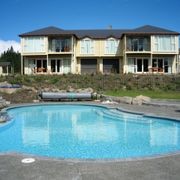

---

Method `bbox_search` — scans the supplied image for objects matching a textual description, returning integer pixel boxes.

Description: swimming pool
[0,104,180,159]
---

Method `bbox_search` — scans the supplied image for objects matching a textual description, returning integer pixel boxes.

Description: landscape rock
[22,85,37,93]
[132,97,143,105]
[101,95,133,104]
[132,95,151,105]
[51,88,60,92]
[0,88,18,94]
[43,88,51,92]
[76,87,94,93]
[33,99,40,103]
[120,96,133,104]
[136,95,151,103]
[67,86,75,92]
[0,81,12,87]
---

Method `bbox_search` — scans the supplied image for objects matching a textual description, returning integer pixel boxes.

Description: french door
[51,59,62,73]
[137,58,149,73]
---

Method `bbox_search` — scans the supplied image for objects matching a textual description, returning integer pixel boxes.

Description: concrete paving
[0,153,180,180]
[0,101,180,180]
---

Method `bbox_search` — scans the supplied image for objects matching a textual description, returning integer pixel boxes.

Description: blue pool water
[0,104,180,159]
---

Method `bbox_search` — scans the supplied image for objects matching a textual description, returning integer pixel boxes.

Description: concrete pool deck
[0,101,180,180]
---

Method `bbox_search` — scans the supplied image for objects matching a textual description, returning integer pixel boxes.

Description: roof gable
[69,29,130,39]
[126,25,179,35]
[19,26,72,37]
[19,25,179,38]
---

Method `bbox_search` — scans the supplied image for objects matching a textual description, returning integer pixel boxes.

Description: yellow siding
[75,39,121,57]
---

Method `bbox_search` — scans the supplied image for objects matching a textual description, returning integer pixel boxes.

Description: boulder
[132,95,151,105]
[43,88,50,92]
[51,88,60,92]
[76,88,94,93]
[132,97,143,105]
[121,96,133,104]
[0,81,11,87]
[22,85,37,93]
[101,95,133,104]
[33,99,40,103]
[67,86,75,92]
[0,88,18,94]
[135,95,151,103]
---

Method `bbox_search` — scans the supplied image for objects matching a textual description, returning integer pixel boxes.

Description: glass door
[164,58,172,73]
[143,59,149,72]
[137,59,142,72]
[137,58,149,73]
[51,59,62,73]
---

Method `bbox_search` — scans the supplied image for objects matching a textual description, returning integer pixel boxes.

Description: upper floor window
[50,38,71,52]
[153,35,176,52]
[127,37,150,51]
[23,37,45,53]
[80,38,94,54]
[105,38,119,54]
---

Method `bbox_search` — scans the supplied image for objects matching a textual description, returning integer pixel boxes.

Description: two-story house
[19,25,179,75]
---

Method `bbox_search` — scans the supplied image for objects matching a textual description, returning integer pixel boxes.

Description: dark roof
[124,25,179,35]
[19,26,73,37]
[19,25,179,39]
[69,29,131,39]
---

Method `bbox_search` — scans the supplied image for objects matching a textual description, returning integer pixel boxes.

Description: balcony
[48,38,72,53]
[126,37,150,52]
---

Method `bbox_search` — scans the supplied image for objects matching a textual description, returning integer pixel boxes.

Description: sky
[0,0,180,53]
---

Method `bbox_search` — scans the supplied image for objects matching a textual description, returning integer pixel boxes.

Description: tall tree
[0,46,21,73]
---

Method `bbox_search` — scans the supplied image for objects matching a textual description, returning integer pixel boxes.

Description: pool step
[96,109,154,124]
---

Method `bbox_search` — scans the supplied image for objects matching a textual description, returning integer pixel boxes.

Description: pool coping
[0,101,180,162]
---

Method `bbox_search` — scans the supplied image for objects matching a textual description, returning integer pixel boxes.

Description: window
[80,38,94,54]
[105,38,119,54]
[23,37,45,53]
[63,59,71,74]
[128,58,136,73]
[51,38,71,52]
[127,58,149,73]
[152,58,172,73]
[153,36,176,52]
[127,37,150,51]
[51,59,62,73]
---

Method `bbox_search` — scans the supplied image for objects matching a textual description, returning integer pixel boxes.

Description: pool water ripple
[0,104,180,159]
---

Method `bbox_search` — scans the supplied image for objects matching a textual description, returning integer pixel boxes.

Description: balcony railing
[49,38,72,53]
[126,37,150,52]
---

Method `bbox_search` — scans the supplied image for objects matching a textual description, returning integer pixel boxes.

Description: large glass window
[23,37,45,52]
[105,38,119,54]
[63,59,71,74]
[128,58,136,73]
[51,59,62,73]
[153,36,176,52]
[50,38,71,52]
[152,58,172,73]
[36,59,47,73]
[127,58,149,73]
[127,37,150,51]
[80,38,94,54]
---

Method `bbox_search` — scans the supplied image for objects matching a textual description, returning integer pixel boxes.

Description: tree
[0,46,21,73]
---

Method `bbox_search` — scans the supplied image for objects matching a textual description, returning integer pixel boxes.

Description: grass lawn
[104,90,180,99]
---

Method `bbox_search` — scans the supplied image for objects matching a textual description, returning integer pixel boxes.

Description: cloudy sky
[0,0,179,54]
[0,40,20,54]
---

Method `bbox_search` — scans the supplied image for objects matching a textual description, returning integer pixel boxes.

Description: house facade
[19,25,179,75]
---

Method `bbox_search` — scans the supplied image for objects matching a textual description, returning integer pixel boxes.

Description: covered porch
[23,55,72,75]
[124,54,177,74]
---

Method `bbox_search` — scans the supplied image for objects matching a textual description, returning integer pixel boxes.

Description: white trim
[80,37,94,55]
[105,37,119,55]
